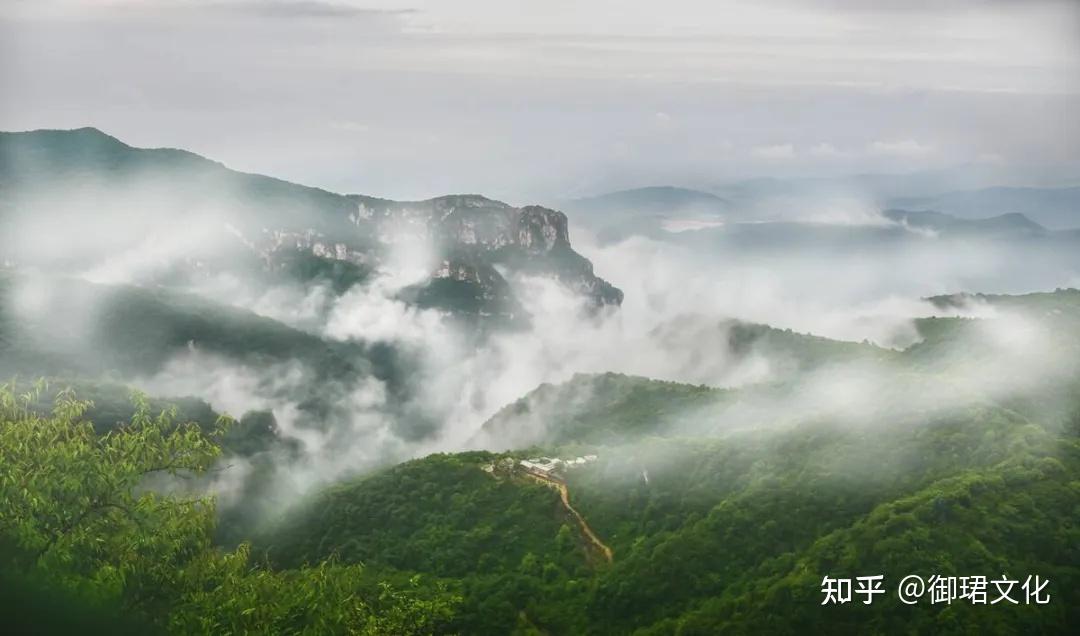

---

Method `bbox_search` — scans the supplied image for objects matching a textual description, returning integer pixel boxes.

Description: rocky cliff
[346,194,622,318]
[0,128,622,325]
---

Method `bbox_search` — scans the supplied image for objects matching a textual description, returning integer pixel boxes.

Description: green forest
[2,128,1079,634]
[0,385,459,635]
[2,288,1078,634]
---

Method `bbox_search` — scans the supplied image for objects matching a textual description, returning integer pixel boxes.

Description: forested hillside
[253,389,1079,633]
[5,289,1078,634]
[0,128,621,321]
[2,126,1078,635]
[0,385,460,634]
[247,289,1080,634]
[4,0,1079,630]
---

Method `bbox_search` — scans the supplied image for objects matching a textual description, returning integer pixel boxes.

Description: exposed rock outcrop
[348,193,623,319]
[0,128,623,326]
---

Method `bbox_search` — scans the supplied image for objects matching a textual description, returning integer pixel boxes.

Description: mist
[118,202,1080,504]
[2,3,1078,632]
[2,126,1078,532]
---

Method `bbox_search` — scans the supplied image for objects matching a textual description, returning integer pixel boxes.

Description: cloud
[225,1,414,19]
[3,0,1077,202]
[329,120,370,133]
[752,143,796,160]
[9,153,1080,519]
[0,1,417,20]
[808,142,844,157]
[868,139,935,157]
[974,151,1006,165]
[192,1,418,20]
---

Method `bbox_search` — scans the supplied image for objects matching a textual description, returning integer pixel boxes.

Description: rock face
[348,194,623,319]
[520,207,565,250]
[0,128,623,325]
[242,195,624,322]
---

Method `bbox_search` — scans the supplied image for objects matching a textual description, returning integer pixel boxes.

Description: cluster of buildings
[519,454,598,478]
[480,454,599,480]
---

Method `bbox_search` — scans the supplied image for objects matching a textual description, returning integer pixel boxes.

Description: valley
[3,3,1078,633]
[1,129,1078,635]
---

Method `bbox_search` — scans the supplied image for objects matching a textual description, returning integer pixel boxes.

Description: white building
[520,457,563,475]
[520,454,598,476]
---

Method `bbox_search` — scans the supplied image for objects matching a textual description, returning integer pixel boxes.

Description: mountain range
[259,288,1080,634]
[559,179,1079,242]
[0,128,622,324]
[2,127,1079,634]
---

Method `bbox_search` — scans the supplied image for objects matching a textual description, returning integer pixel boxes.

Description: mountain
[474,373,729,449]
[712,170,1004,203]
[710,167,1078,208]
[568,186,730,212]
[0,272,366,379]
[258,406,1079,633]
[668,213,1047,249]
[350,193,623,313]
[0,268,473,445]
[882,209,1047,236]
[890,186,1080,230]
[926,288,1080,314]
[475,322,896,448]
[559,186,731,242]
[263,451,574,577]
[255,288,1080,633]
[559,176,1079,255]
[0,128,621,321]
[6,127,1079,633]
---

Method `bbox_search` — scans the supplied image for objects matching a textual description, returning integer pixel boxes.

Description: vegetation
[0,272,366,379]
[3,264,1079,633]
[480,373,729,446]
[265,453,572,576]
[0,383,459,634]
[724,320,898,369]
[257,395,1079,633]
[268,251,373,295]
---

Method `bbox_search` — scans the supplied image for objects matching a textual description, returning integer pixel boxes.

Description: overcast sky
[2,0,1078,200]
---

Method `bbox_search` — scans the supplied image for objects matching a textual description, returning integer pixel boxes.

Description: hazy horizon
[3,0,1079,201]
[2,5,1080,632]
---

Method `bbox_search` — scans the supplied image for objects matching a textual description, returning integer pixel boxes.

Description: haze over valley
[2,2,1078,634]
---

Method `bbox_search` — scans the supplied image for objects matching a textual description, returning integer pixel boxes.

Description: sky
[2,0,1079,200]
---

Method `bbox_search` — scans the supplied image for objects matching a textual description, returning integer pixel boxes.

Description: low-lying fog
[7,188,1080,508]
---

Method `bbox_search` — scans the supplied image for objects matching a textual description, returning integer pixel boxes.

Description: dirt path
[526,471,613,563]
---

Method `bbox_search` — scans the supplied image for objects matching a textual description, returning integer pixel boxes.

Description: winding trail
[525,471,613,563]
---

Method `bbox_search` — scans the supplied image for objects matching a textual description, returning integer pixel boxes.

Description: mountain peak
[883,208,1045,235]
[1,126,129,152]
[0,127,622,317]
[575,185,728,207]
[427,194,512,209]
[990,211,1044,228]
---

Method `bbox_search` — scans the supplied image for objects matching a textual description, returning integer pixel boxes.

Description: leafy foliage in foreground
[0,384,459,634]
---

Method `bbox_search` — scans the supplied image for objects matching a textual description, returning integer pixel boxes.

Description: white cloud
[868,139,934,157]
[752,143,796,160]
[329,120,370,133]
[808,142,843,157]
[975,151,1006,165]
[2,0,1076,195]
